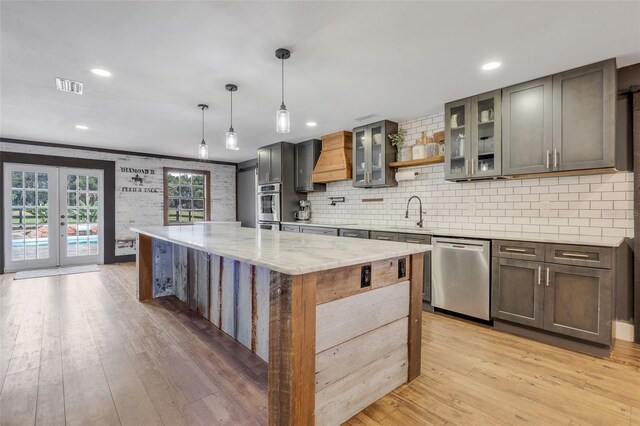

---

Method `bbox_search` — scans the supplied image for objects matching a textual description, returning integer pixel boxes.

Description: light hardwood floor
[1,263,639,426]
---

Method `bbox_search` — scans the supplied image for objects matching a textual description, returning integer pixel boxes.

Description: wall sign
[119,166,161,193]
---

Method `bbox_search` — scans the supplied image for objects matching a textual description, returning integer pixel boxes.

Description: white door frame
[3,163,105,272]
[58,167,104,266]
[3,164,60,272]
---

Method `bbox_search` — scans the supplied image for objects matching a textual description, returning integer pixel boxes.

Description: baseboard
[113,254,136,263]
[614,320,635,342]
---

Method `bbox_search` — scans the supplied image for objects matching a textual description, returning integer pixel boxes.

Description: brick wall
[308,112,634,238]
[1,141,236,256]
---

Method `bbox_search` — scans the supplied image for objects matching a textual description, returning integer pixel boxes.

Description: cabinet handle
[537,266,542,285]
[504,247,527,253]
[546,150,551,169]
[345,233,357,237]
[471,161,475,175]
[561,252,589,259]
[546,267,550,287]
[405,239,422,244]
[377,236,390,240]
[553,149,558,168]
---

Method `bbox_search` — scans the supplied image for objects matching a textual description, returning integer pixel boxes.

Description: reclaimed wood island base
[133,225,430,426]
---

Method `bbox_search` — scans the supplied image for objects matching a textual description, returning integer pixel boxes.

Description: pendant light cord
[201,106,205,142]
[230,90,233,128]
[281,58,285,105]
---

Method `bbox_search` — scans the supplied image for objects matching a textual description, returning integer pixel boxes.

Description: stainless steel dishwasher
[431,237,490,320]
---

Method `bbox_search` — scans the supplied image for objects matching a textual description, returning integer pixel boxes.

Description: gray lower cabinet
[544,264,612,345]
[339,229,369,239]
[492,240,615,346]
[295,140,325,192]
[502,76,553,176]
[492,257,545,328]
[399,233,431,303]
[299,225,338,236]
[369,231,399,242]
[281,224,300,233]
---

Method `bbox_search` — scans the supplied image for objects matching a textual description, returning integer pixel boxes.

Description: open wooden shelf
[389,156,444,168]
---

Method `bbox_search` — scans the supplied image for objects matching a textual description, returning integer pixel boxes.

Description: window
[163,168,210,225]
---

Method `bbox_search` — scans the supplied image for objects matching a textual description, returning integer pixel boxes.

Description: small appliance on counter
[294,200,312,221]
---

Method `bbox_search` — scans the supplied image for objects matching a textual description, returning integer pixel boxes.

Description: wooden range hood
[311,131,353,183]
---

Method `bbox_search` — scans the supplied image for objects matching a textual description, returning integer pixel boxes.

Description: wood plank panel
[152,239,174,297]
[209,255,222,327]
[254,267,270,362]
[316,264,368,305]
[187,249,197,311]
[195,251,210,319]
[371,256,410,289]
[268,272,317,426]
[316,346,408,426]
[316,281,409,353]
[221,258,238,337]
[236,262,253,349]
[408,253,423,381]
[136,233,153,301]
[316,317,408,392]
[173,244,188,303]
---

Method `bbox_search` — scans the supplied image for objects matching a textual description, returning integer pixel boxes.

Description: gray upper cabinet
[444,98,472,180]
[352,120,398,188]
[445,91,501,180]
[502,76,554,176]
[553,59,616,171]
[257,143,283,184]
[295,140,325,192]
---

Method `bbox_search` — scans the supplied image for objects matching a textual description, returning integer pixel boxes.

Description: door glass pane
[9,169,51,263]
[449,105,466,174]
[476,97,496,174]
[370,125,383,182]
[354,130,366,184]
[64,173,100,259]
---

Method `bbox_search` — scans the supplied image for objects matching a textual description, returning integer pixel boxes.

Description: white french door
[4,164,104,272]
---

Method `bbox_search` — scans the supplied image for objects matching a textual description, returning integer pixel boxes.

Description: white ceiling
[1,1,639,163]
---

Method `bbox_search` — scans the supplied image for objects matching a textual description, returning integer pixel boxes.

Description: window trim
[163,167,211,226]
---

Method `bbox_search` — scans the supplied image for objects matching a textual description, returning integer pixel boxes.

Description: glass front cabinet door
[445,91,502,180]
[352,120,398,188]
[471,90,502,178]
[445,98,472,180]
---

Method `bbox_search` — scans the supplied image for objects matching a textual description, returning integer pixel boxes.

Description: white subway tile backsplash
[307,112,633,239]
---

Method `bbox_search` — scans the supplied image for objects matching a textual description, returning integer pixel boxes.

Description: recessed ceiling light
[306,121,317,127]
[90,68,112,77]
[75,124,89,130]
[482,61,501,71]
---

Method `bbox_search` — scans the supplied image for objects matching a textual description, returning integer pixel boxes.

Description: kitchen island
[132,224,431,425]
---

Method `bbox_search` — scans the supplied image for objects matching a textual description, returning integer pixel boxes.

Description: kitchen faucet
[405,196,423,228]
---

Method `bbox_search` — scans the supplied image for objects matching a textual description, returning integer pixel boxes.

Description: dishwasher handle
[433,239,487,252]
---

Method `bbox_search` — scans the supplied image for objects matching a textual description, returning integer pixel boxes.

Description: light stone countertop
[281,221,625,247]
[131,224,431,275]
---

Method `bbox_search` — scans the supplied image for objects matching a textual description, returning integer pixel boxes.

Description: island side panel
[268,271,317,426]
[408,253,424,381]
[136,233,153,301]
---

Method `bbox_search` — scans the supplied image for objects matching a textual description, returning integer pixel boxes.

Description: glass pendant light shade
[197,103,209,159]
[276,104,290,133]
[275,48,291,134]
[198,140,209,159]
[226,128,238,150]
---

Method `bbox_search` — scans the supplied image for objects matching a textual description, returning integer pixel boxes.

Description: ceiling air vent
[55,77,83,95]
[354,113,379,122]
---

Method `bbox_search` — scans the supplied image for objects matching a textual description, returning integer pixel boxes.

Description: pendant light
[197,103,209,160]
[275,48,291,133]
[225,84,239,150]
